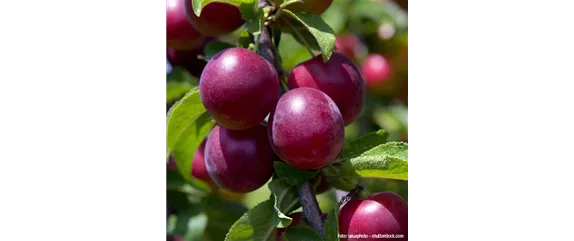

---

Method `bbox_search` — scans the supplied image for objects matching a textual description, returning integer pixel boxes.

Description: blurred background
[167,0,407,240]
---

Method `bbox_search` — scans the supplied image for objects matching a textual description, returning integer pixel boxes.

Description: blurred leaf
[282,9,335,62]
[204,40,235,60]
[167,88,216,186]
[269,178,301,218]
[205,198,248,241]
[340,142,408,180]
[339,129,389,160]
[167,170,210,196]
[350,0,407,31]
[237,30,255,48]
[325,176,357,191]
[167,67,199,86]
[224,200,279,241]
[324,207,340,241]
[322,165,358,191]
[238,0,258,20]
[284,226,323,241]
[169,206,208,241]
[320,0,347,33]
[247,7,268,35]
[274,161,318,186]
[278,34,310,71]
[167,81,194,104]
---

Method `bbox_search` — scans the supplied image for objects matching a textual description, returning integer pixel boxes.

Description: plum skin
[288,52,365,126]
[268,87,344,170]
[186,2,245,36]
[166,0,205,50]
[360,54,392,88]
[339,192,408,241]
[204,125,275,193]
[200,48,280,130]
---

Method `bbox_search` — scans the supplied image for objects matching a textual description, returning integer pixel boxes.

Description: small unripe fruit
[200,48,280,130]
[288,52,365,125]
[339,192,408,241]
[186,2,245,36]
[334,33,363,60]
[360,54,392,89]
[204,125,275,193]
[166,0,205,50]
[268,87,344,170]
[285,0,333,15]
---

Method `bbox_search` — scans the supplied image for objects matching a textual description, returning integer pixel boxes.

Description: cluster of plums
[167,0,406,239]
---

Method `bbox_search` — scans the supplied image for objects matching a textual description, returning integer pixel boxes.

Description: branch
[256,0,324,237]
[298,181,325,237]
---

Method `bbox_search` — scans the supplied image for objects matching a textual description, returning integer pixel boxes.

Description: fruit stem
[257,0,324,237]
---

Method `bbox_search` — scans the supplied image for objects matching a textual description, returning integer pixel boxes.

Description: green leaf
[340,142,408,180]
[169,208,209,241]
[322,165,357,191]
[166,88,216,184]
[246,8,266,35]
[205,198,248,241]
[167,67,199,85]
[167,170,210,196]
[269,179,301,225]
[237,30,255,48]
[282,10,335,62]
[284,226,323,241]
[167,81,194,104]
[224,200,279,241]
[204,40,235,60]
[338,129,389,160]
[238,0,258,21]
[324,207,340,241]
[274,161,318,186]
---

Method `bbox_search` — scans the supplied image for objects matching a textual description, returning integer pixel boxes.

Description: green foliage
[204,40,236,60]
[169,1,408,240]
[284,226,323,241]
[205,198,249,241]
[282,10,335,62]
[340,142,408,180]
[168,208,207,241]
[274,161,319,186]
[269,178,301,217]
[324,207,340,241]
[237,30,256,49]
[166,88,216,184]
[224,200,279,241]
[339,129,389,160]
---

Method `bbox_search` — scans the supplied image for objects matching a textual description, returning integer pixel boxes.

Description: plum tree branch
[256,0,324,238]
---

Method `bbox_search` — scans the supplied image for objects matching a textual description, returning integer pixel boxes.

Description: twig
[256,0,325,237]
[298,181,325,237]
